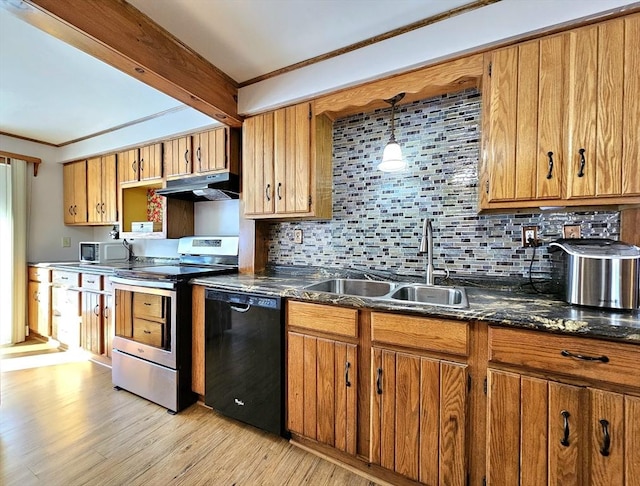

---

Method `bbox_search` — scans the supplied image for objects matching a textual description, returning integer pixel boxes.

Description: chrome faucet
[419,218,435,285]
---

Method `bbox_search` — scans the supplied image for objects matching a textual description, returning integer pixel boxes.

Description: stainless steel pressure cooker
[549,239,640,310]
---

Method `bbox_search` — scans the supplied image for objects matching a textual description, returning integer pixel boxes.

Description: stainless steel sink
[303,278,397,297]
[388,284,468,308]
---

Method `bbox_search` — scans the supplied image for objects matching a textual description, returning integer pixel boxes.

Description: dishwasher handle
[229,303,251,313]
[206,289,281,310]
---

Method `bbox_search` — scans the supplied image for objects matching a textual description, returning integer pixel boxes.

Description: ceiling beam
[1,0,242,127]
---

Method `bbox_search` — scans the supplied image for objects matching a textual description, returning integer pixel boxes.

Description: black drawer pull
[277,182,282,200]
[345,362,351,388]
[561,349,609,363]
[599,419,611,456]
[577,148,586,177]
[265,183,271,202]
[561,410,570,446]
[376,367,383,395]
[546,151,554,179]
[143,330,151,334]
[144,302,151,306]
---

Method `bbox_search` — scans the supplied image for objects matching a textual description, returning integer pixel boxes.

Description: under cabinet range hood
[156,173,239,201]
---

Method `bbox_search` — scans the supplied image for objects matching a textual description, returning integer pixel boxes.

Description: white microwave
[79,242,128,264]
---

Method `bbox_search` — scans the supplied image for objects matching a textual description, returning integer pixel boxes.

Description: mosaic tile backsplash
[268,89,619,280]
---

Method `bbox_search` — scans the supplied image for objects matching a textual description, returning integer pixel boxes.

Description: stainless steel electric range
[109,236,238,413]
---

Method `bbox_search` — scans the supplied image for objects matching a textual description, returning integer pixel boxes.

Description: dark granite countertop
[190,266,640,344]
[30,258,179,275]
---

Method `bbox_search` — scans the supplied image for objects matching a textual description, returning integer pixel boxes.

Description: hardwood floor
[0,358,377,486]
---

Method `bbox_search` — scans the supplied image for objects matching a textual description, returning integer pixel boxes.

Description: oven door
[111,278,177,369]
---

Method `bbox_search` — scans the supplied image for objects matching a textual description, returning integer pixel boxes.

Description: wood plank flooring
[1,358,377,486]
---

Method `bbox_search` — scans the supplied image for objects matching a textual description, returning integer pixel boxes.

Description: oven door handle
[110,276,176,290]
[229,303,251,313]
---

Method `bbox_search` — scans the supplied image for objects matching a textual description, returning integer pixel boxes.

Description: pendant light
[377,92,407,172]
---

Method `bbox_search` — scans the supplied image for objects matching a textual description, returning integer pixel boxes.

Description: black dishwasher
[204,289,286,437]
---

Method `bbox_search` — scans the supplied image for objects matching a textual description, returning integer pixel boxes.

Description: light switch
[62,236,71,248]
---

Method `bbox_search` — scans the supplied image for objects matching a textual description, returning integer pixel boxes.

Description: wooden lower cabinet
[486,369,640,485]
[81,291,103,355]
[370,348,468,485]
[28,280,50,337]
[52,287,80,348]
[287,332,357,456]
[103,293,114,358]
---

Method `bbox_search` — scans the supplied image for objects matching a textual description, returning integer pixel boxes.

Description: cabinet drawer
[371,312,469,357]
[287,301,358,337]
[28,266,51,283]
[488,327,640,388]
[52,270,80,287]
[103,277,114,293]
[132,318,163,348]
[133,293,165,322]
[81,273,102,291]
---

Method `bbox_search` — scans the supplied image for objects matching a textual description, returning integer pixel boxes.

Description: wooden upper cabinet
[87,154,117,224]
[63,160,87,224]
[117,149,139,184]
[243,101,332,220]
[117,143,162,184]
[482,35,564,205]
[622,14,640,196]
[481,12,640,209]
[566,18,634,199]
[164,136,192,179]
[139,143,163,181]
[243,111,275,215]
[193,127,240,175]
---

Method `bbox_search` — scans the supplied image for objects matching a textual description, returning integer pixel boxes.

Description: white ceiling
[128,0,473,83]
[0,0,636,150]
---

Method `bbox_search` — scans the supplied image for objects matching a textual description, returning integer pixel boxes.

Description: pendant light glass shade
[378,141,406,172]
[377,92,407,172]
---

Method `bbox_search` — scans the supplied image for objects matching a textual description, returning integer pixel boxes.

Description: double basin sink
[302,278,468,308]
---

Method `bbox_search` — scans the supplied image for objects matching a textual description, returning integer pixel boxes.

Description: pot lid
[549,238,640,259]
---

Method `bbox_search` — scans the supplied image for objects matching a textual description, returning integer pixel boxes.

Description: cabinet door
[63,161,87,224]
[625,395,640,482]
[274,103,311,214]
[87,157,103,223]
[243,112,275,215]
[28,281,41,335]
[101,154,117,223]
[590,389,624,486]
[287,332,357,455]
[139,143,162,181]
[57,289,80,348]
[622,14,640,196]
[371,348,467,484]
[164,136,192,178]
[485,42,539,202]
[103,293,113,358]
[487,370,549,485]
[81,291,103,354]
[537,34,564,200]
[117,149,139,184]
[194,128,227,174]
[567,20,624,198]
[63,163,76,224]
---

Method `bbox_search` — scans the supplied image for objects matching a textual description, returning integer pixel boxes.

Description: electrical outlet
[62,236,71,248]
[293,229,303,244]
[563,224,581,239]
[522,226,538,247]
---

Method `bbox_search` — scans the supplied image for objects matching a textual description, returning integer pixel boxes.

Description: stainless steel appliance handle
[110,276,176,290]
